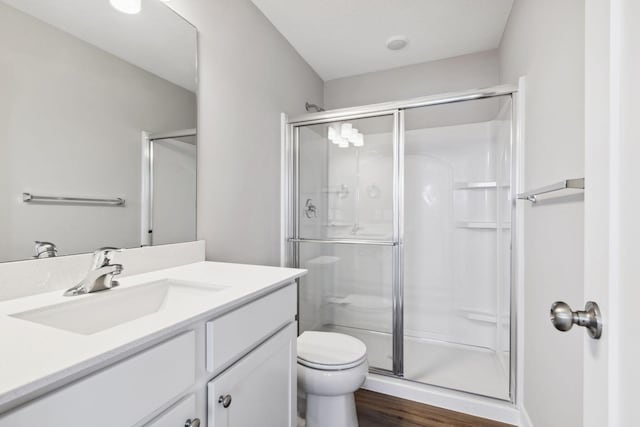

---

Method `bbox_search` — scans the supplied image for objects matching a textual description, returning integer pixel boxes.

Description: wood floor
[355,390,515,427]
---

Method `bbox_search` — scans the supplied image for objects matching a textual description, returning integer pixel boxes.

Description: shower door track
[285,83,519,402]
[287,84,516,125]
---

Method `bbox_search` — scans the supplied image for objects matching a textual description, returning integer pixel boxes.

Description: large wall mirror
[0,0,197,262]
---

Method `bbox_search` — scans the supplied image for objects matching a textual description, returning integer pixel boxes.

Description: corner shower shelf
[465,312,497,324]
[517,178,584,203]
[321,185,349,197]
[459,308,511,324]
[454,181,510,190]
[455,221,511,229]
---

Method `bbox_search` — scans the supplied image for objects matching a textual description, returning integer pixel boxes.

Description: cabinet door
[208,323,296,427]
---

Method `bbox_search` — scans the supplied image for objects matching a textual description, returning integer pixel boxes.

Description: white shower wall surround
[300,121,511,349]
[405,121,511,353]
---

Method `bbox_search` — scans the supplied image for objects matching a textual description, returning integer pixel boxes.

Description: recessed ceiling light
[110,0,142,14]
[386,35,409,51]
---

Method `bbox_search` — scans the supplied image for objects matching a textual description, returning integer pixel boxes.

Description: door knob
[184,419,200,427]
[550,301,602,339]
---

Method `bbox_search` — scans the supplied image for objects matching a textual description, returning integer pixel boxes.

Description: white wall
[324,50,500,110]
[499,0,585,426]
[168,0,324,266]
[0,3,196,261]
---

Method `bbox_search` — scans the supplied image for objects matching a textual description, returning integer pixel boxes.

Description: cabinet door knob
[218,394,232,408]
[184,418,200,427]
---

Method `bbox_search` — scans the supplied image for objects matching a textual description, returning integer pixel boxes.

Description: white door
[208,323,297,427]
[584,0,640,426]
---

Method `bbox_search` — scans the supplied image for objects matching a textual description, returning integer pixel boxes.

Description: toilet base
[304,393,358,427]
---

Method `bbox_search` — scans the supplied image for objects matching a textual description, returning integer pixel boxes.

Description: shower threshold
[320,324,510,401]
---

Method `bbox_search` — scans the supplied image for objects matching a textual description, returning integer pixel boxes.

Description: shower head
[305,102,325,113]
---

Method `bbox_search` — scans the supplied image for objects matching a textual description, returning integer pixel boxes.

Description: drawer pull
[218,394,232,408]
[184,418,200,427]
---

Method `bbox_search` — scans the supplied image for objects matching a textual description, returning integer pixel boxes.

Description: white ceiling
[251,0,513,81]
[2,0,197,92]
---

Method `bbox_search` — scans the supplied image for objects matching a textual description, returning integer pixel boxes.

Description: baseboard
[520,406,533,427]
[363,373,520,426]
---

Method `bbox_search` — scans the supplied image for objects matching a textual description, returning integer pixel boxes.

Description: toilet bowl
[297,331,368,427]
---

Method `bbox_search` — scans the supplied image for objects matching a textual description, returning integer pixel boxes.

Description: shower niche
[287,90,516,401]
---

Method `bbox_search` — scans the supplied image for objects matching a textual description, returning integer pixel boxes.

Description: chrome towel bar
[288,238,397,246]
[517,178,584,203]
[22,193,125,206]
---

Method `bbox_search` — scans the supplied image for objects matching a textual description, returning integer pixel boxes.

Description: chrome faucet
[64,248,123,296]
[33,241,57,258]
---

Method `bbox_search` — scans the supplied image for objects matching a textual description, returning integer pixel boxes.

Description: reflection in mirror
[0,0,197,262]
[142,129,197,247]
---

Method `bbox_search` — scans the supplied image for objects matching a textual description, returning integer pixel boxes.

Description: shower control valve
[304,199,318,218]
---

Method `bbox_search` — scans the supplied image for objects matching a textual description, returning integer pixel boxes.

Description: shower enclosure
[285,86,517,401]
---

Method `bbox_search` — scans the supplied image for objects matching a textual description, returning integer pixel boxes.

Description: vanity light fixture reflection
[340,123,353,138]
[327,123,364,148]
[328,124,338,142]
[110,0,142,14]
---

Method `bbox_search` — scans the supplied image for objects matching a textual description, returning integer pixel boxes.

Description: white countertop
[0,261,306,413]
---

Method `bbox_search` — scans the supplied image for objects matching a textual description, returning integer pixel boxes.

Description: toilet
[297,331,368,427]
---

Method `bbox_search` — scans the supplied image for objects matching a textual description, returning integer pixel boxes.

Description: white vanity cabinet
[0,282,298,427]
[206,283,298,427]
[0,331,198,426]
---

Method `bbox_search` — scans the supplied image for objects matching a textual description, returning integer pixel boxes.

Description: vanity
[0,261,306,426]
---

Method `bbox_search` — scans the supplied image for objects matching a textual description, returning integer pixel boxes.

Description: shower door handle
[550,301,603,339]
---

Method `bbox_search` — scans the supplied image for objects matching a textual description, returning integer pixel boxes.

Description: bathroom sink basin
[11,279,226,335]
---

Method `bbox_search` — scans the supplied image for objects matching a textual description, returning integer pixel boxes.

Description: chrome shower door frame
[285,84,519,402]
[287,109,402,377]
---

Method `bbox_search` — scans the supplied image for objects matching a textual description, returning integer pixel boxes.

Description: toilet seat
[297,331,367,371]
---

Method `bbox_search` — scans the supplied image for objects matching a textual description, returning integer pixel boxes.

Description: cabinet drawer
[0,331,196,427]
[146,394,197,427]
[206,284,296,374]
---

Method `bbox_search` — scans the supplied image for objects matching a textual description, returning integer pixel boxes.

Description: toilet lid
[297,331,367,370]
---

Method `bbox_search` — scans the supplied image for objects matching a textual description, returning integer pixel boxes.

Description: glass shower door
[294,113,398,373]
[401,96,513,399]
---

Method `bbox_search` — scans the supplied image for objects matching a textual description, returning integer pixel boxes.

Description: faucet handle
[91,247,123,268]
[34,241,57,258]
